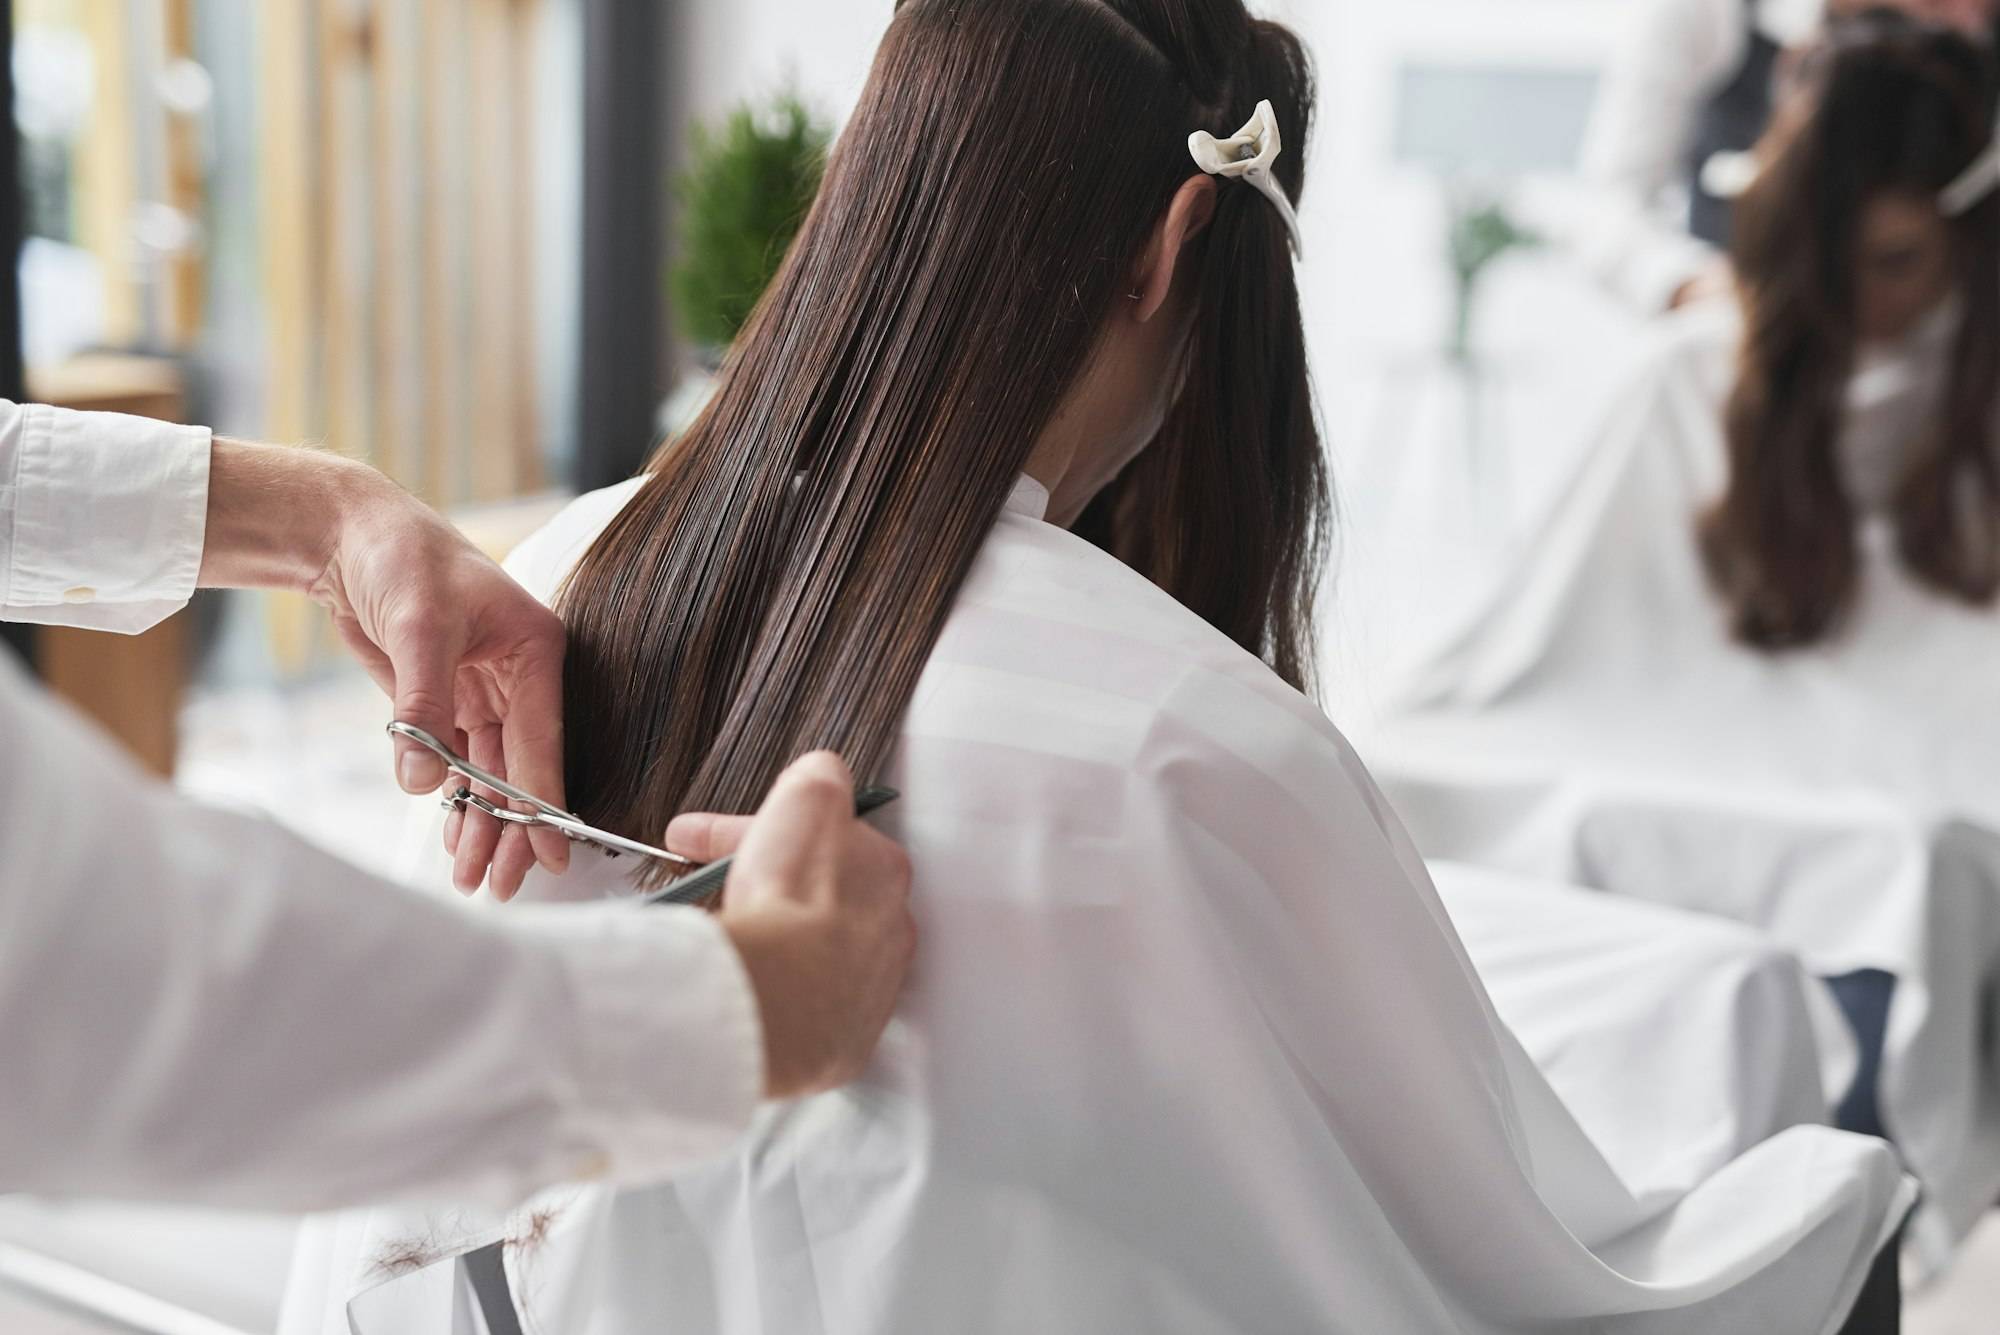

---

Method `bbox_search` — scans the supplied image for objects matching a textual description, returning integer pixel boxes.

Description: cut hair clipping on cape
[1941,129,2000,216]
[1188,99,1304,258]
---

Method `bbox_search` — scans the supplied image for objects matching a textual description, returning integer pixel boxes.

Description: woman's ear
[1132,176,1218,323]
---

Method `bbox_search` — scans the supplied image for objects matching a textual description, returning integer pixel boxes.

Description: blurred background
[21,2,1983,1332]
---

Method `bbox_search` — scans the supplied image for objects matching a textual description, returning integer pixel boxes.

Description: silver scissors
[386,721,696,869]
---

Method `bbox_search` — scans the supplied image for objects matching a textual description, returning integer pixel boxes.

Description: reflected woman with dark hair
[281,2,1907,1331]
[1705,7,2000,646]
[1382,11,2000,1277]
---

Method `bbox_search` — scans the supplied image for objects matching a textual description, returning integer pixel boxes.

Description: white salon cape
[0,399,760,1211]
[283,474,1909,1334]
[1435,861,1855,1199]
[1364,300,2000,1269]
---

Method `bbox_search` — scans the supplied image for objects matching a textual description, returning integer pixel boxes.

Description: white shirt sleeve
[0,653,761,1212]
[1572,0,1745,312]
[0,397,212,633]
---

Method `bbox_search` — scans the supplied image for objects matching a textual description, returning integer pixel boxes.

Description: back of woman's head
[1706,8,2000,648]
[557,0,1325,857]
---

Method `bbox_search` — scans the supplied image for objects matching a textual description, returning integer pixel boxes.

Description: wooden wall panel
[257,0,320,443]
[76,1,139,345]
[506,2,543,494]
[162,0,205,344]
[40,617,188,778]
[421,0,473,504]
[371,0,425,491]
[257,0,541,508]
[466,0,541,501]
[317,0,374,471]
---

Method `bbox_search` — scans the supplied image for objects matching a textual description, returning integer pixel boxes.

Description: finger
[385,620,465,794]
[760,751,855,817]
[451,724,507,895]
[728,751,856,904]
[753,752,854,841]
[441,726,471,859]
[488,825,538,901]
[664,812,756,862]
[477,724,540,901]
[496,640,569,875]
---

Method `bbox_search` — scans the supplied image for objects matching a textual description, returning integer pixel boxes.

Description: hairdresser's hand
[669,753,916,1100]
[1668,258,1734,311]
[292,452,570,898]
[196,442,565,896]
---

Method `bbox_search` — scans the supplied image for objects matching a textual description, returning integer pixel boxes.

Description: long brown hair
[1703,9,2000,648]
[556,0,1326,861]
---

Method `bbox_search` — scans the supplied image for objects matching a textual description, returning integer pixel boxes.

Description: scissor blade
[535,809,695,867]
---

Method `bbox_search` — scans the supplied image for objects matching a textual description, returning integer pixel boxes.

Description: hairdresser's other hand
[677,753,916,1101]
[306,456,570,898]
[1668,257,1734,311]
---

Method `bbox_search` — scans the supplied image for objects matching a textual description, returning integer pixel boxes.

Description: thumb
[730,752,856,902]
[387,630,461,793]
[665,811,757,863]
[757,751,856,827]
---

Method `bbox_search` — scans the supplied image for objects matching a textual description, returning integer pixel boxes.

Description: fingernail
[664,813,704,854]
[400,751,444,793]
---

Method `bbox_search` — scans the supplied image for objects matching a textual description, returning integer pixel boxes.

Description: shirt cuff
[512,903,764,1186]
[2,402,211,633]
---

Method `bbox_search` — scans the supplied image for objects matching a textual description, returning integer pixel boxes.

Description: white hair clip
[1941,127,2000,217]
[1188,99,1304,258]
[1698,149,1761,202]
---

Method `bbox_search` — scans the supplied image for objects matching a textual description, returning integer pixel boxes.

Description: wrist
[722,908,813,1100]
[198,439,380,593]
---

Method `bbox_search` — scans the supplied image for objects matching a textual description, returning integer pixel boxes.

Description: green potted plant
[1444,193,1540,364]
[668,91,830,366]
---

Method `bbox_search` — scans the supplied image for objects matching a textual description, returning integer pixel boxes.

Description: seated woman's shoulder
[501,477,651,603]
[1649,300,1742,396]
[930,513,1343,758]
[959,516,1280,673]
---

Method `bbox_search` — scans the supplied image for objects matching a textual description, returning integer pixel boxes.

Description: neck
[1022,359,1165,528]
[1023,292,1196,524]
[1022,397,1090,525]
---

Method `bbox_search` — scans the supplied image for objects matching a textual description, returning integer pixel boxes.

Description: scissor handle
[448,788,543,827]
[387,721,562,817]
[392,720,694,868]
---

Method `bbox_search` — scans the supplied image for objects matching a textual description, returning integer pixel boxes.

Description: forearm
[197,438,381,593]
